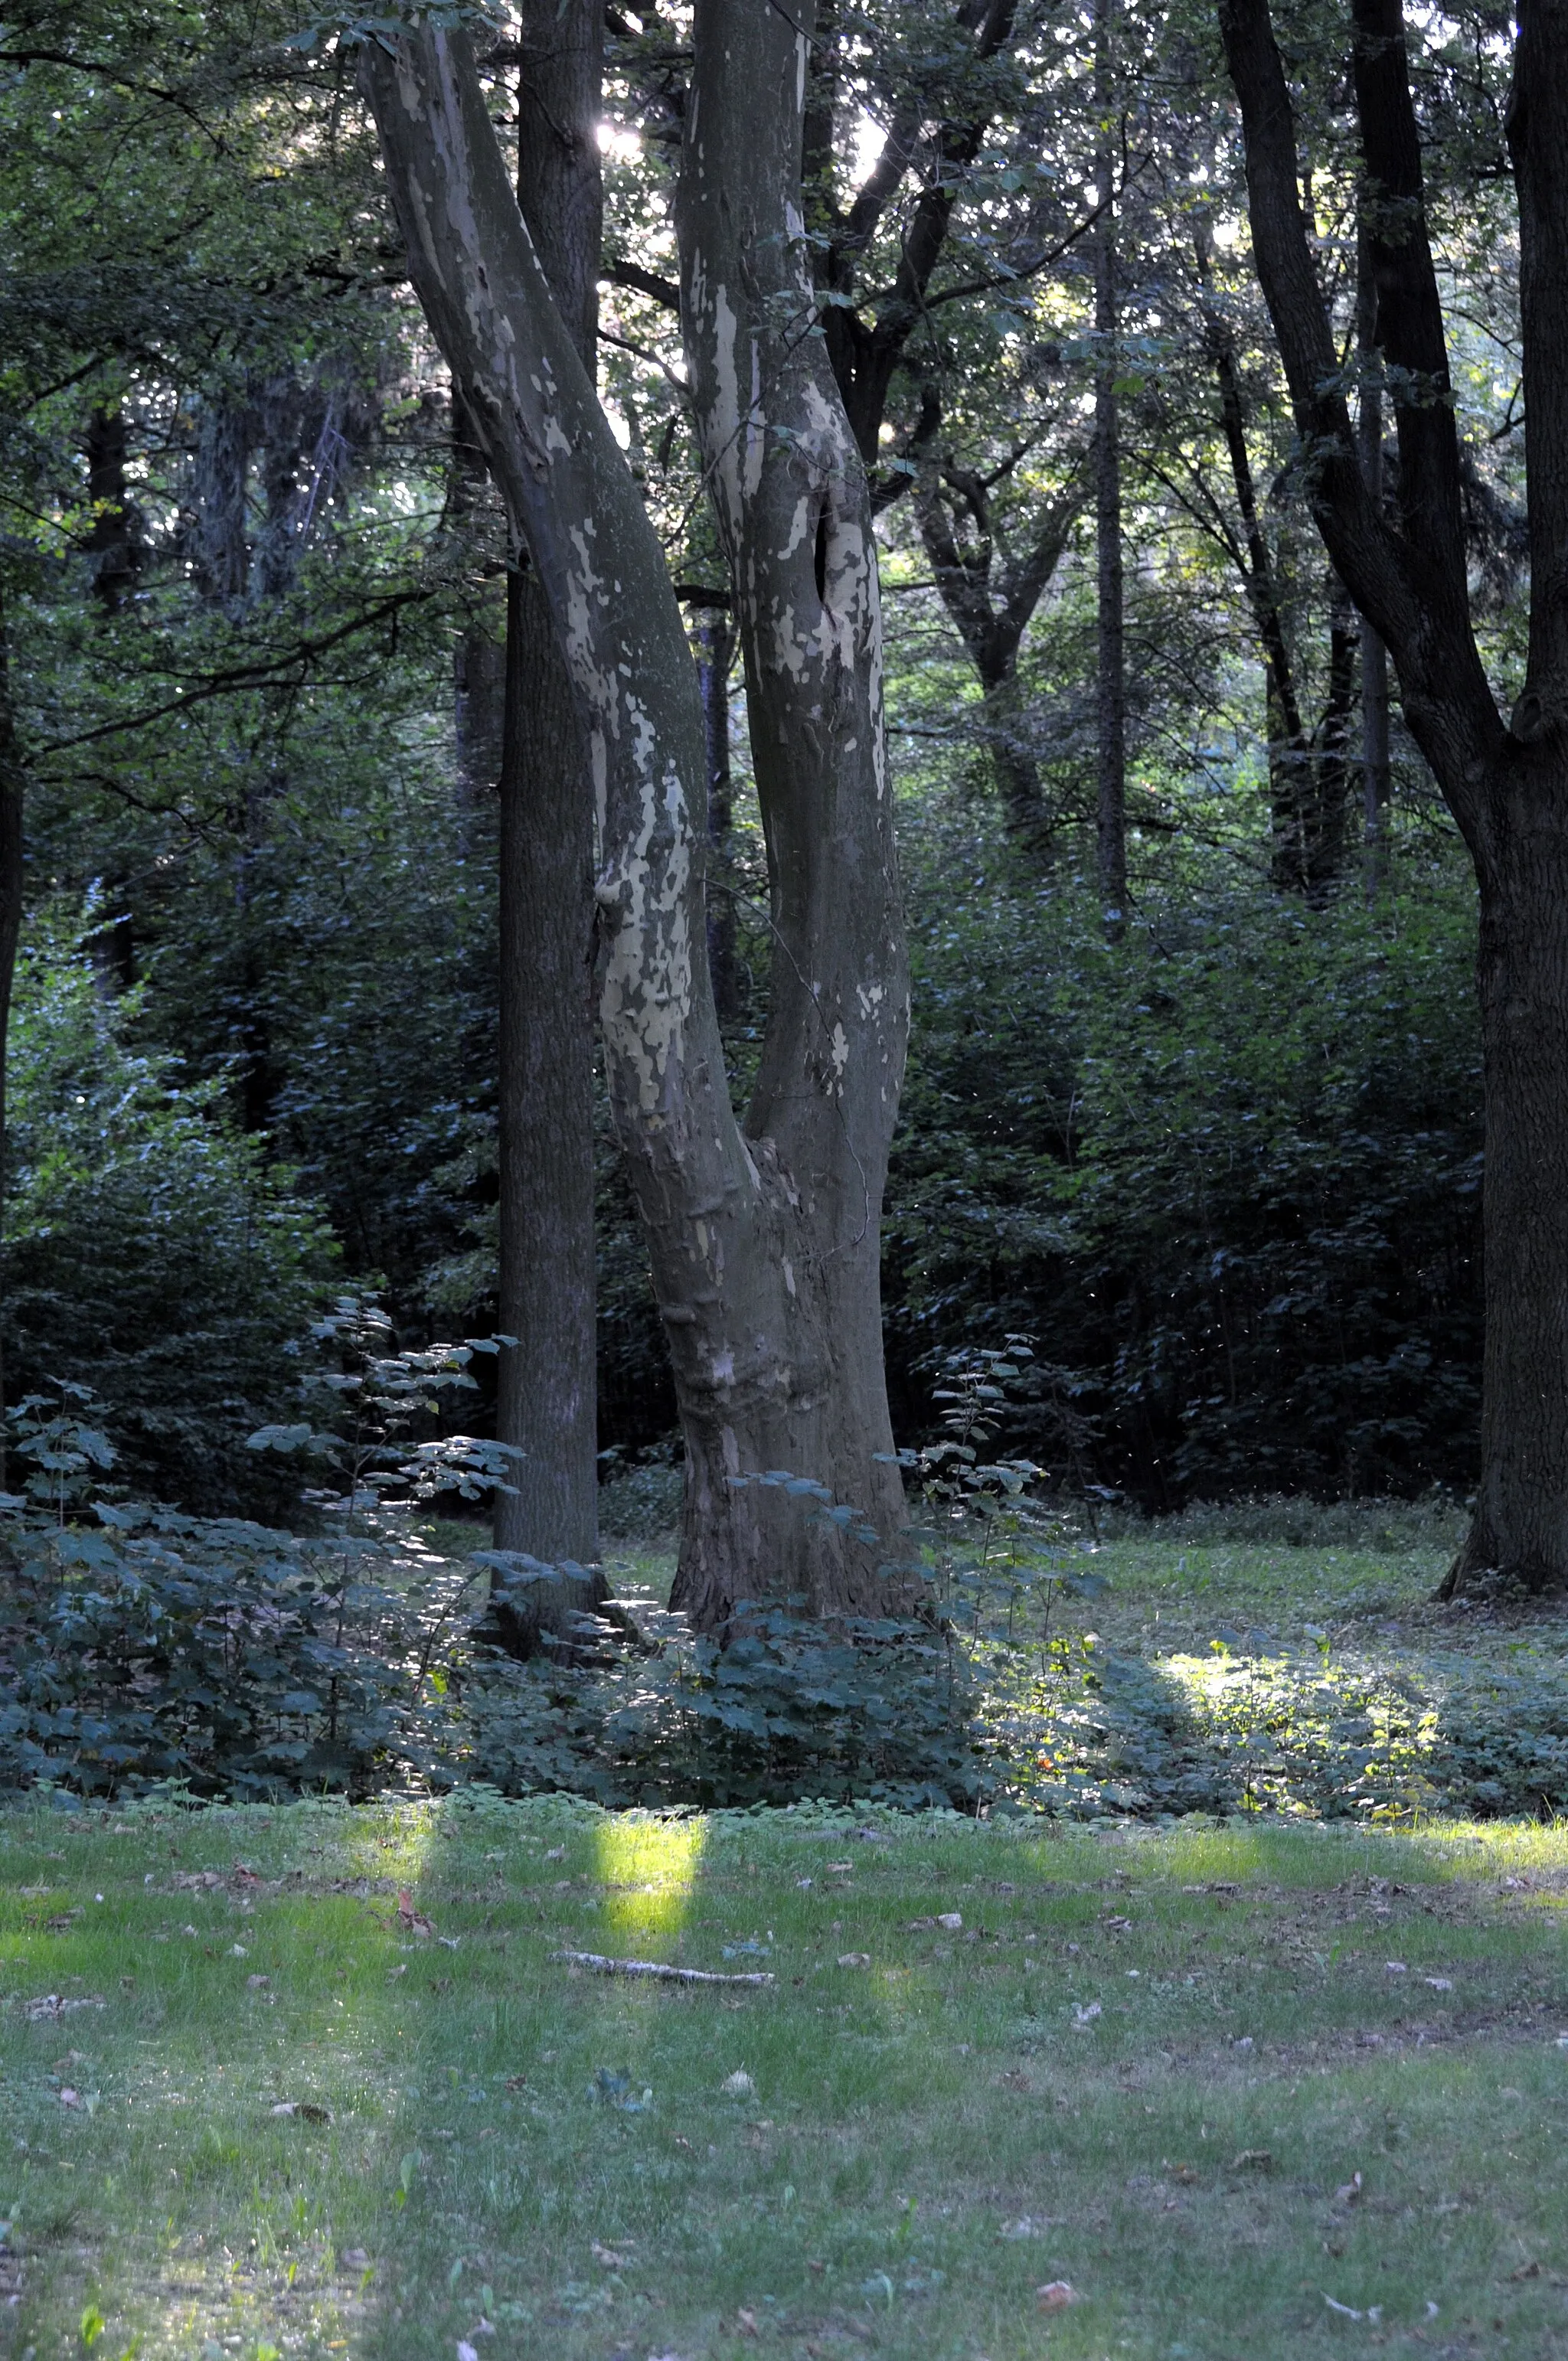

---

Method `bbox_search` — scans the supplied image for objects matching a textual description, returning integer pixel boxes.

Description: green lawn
[3,1790,1568,2361]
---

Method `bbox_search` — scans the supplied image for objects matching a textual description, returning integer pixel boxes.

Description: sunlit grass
[591,1811,704,1945]
[5,1794,1567,2359]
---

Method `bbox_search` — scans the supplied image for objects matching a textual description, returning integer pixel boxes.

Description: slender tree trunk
[491,0,604,1641]
[361,6,910,1630]
[1357,240,1392,883]
[0,590,23,1492]
[694,605,740,1025]
[1093,0,1126,929]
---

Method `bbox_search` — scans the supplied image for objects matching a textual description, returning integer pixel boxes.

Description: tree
[490,0,606,1644]
[0,596,22,1487]
[911,445,1082,857]
[1219,0,1568,1592]
[1093,0,1129,926]
[358,0,912,1628]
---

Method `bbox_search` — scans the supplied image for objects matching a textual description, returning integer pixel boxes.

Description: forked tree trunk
[491,0,603,1641]
[360,4,910,1628]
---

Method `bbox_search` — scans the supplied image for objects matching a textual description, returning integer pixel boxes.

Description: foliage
[461,1602,986,1813]
[0,1497,470,1799]
[2,908,338,1517]
[885,835,1484,1503]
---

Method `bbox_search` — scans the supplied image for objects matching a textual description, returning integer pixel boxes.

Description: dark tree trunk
[0,589,22,1491]
[1093,0,1126,928]
[193,396,250,608]
[490,0,605,1643]
[1446,776,1568,1591]
[83,407,142,612]
[361,8,910,1628]
[1357,233,1392,883]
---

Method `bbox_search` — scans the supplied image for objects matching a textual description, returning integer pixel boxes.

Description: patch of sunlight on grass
[593,1812,705,1945]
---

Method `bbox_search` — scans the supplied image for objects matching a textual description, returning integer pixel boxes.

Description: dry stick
[553,1949,775,1987]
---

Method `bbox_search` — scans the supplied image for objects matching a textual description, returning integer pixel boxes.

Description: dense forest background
[0,0,1508,1527]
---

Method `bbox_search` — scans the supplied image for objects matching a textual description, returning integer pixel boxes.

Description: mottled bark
[489,0,604,1645]
[1220,0,1568,1593]
[361,7,911,1626]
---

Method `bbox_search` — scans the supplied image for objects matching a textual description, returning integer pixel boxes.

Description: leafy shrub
[2,905,338,1517]
[0,1497,472,1798]
[460,1600,987,1811]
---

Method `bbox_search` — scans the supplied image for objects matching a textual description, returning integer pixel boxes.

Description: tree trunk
[672,0,910,1626]
[1093,0,1126,929]
[360,7,910,1630]
[1440,769,1568,1593]
[694,605,740,1025]
[490,0,605,1644]
[450,389,507,802]
[0,589,23,1491]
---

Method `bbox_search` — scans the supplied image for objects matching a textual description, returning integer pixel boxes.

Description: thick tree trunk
[1093,0,1126,929]
[672,0,910,1627]
[489,0,604,1642]
[1440,767,1568,1594]
[361,8,910,1629]
[0,591,23,1491]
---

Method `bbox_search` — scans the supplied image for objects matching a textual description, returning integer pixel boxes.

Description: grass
[3,1793,1568,2361]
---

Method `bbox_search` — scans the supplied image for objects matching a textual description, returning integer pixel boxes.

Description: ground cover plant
[2,1791,1567,2361]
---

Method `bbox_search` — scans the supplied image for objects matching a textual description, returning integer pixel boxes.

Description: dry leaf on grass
[590,2241,633,2268]
[397,1890,435,1938]
[722,2071,756,2098]
[737,2309,760,2336]
[1036,2281,1079,2310]
[57,2087,80,2108]
[1232,2149,1273,2172]
[837,1952,871,1970]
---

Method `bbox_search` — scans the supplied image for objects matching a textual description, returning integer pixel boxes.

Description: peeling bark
[361,9,911,1625]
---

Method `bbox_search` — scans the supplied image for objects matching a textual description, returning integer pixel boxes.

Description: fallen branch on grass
[553,1949,775,1987]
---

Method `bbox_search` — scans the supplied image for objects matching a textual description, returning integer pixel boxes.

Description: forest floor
[2,1526,1568,2361]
